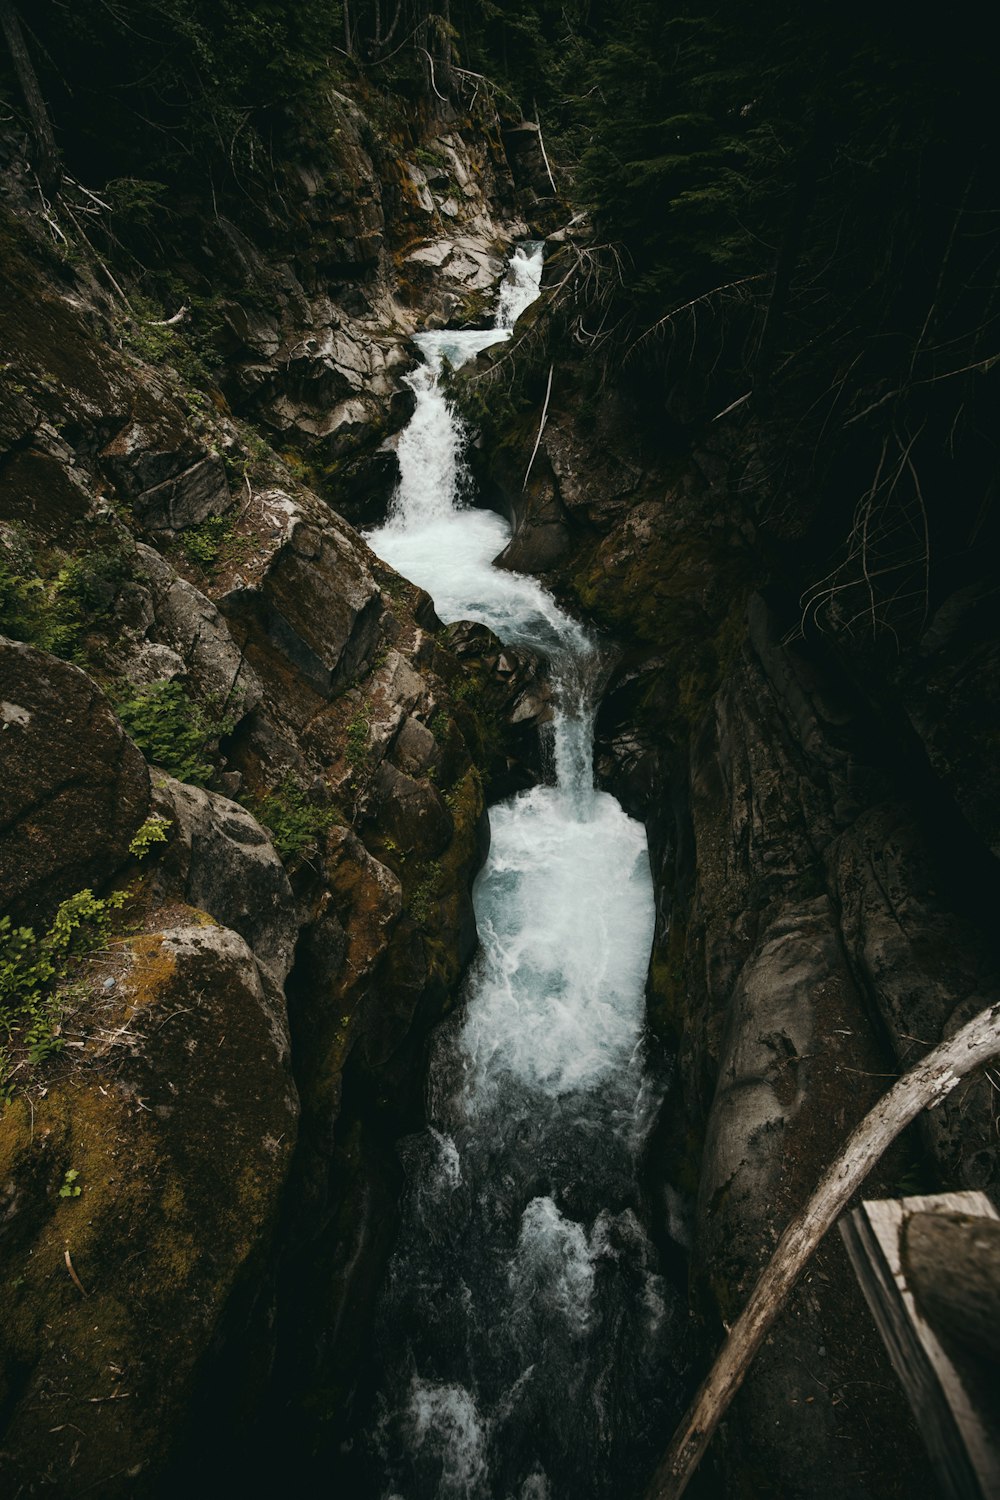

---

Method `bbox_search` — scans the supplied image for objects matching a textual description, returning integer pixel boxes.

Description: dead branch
[145,306,189,327]
[64,1247,88,1297]
[646,1001,1000,1500]
[417,46,448,103]
[533,100,558,196]
[624,275,768,364]
[522,365,554,491]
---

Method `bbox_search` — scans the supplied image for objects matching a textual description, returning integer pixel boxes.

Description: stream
[362,244,682,1499]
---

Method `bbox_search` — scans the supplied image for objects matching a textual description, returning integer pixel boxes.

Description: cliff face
[0,86,550,1493]
[467,305,1000,1495]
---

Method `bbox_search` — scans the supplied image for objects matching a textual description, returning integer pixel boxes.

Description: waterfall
[363,244,682,1499]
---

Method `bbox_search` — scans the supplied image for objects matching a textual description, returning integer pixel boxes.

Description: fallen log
[646,1001,1000,1500]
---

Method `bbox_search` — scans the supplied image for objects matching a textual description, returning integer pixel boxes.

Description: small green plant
[345,710,371,768]
[380,835,409,866]
[58,1169,82,1199]
[0,1044,15,1103]
[0,533,130,661]
[0,887,128,1086]
[103,176,167,228]
[409,861,443,925]
[430,710,450,742]
[128,814,172,860]
[251,777,339,864]
[181,514,232,571]
[115,680,234,786]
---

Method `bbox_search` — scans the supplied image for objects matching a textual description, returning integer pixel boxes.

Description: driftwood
[646,1001,1000,1500]
[841,1193,1000,1500]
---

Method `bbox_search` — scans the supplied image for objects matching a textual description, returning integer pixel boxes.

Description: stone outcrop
[0,638,150,924]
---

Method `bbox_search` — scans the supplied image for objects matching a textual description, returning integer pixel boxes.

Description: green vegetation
[0,532,129,661]
[119,291,225,394]
[59,1169,82,1199]
[114,679,234,787]
[128,815,173,861]
[409,860,443,925]
[251,777,339,864]
[345,709,372,768]
[181,514,232,572]
[0,887,129,1096]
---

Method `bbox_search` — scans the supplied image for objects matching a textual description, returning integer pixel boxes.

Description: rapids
[363,242,681,1499]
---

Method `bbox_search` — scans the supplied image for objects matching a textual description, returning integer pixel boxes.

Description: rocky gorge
[2,8,999,1498]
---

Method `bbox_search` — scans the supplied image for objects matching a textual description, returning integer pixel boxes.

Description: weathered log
[645,1001,1000,1500]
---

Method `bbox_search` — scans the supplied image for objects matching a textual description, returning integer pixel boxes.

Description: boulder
[153,778,297,986]
[0,637,149,922]
[218,492,384,721]
[101,415,231,535]
[134,543,263,710]
[0,918,297,1498]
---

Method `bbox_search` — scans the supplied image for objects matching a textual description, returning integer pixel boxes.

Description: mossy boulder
[0,918,297,1497]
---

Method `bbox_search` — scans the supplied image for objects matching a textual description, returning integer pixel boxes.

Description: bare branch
[522,365,554,491]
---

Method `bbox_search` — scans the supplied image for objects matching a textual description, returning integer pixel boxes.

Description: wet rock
[373,761,452,860]
[494,462,573,572]
[392,714,438,776]
[0,637,149,922]
[443,618,554,797]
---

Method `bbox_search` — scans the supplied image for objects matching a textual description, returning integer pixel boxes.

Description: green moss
[408,860,443,925]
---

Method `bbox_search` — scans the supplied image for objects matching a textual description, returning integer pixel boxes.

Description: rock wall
[468,310,1000,1496]
[0,87,545,1492]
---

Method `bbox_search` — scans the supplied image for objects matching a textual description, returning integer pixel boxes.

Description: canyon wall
[0,88,553,1493]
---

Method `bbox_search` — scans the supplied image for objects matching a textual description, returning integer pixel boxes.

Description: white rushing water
[364,243,679,1500]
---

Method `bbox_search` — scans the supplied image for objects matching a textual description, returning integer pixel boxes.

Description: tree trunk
[0,0,59,195]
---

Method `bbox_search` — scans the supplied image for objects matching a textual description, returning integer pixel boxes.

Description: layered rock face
[470,327,1000,1496]
[0,89,544,1493]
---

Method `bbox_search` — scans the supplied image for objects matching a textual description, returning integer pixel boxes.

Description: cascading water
[363,243,683,1499]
